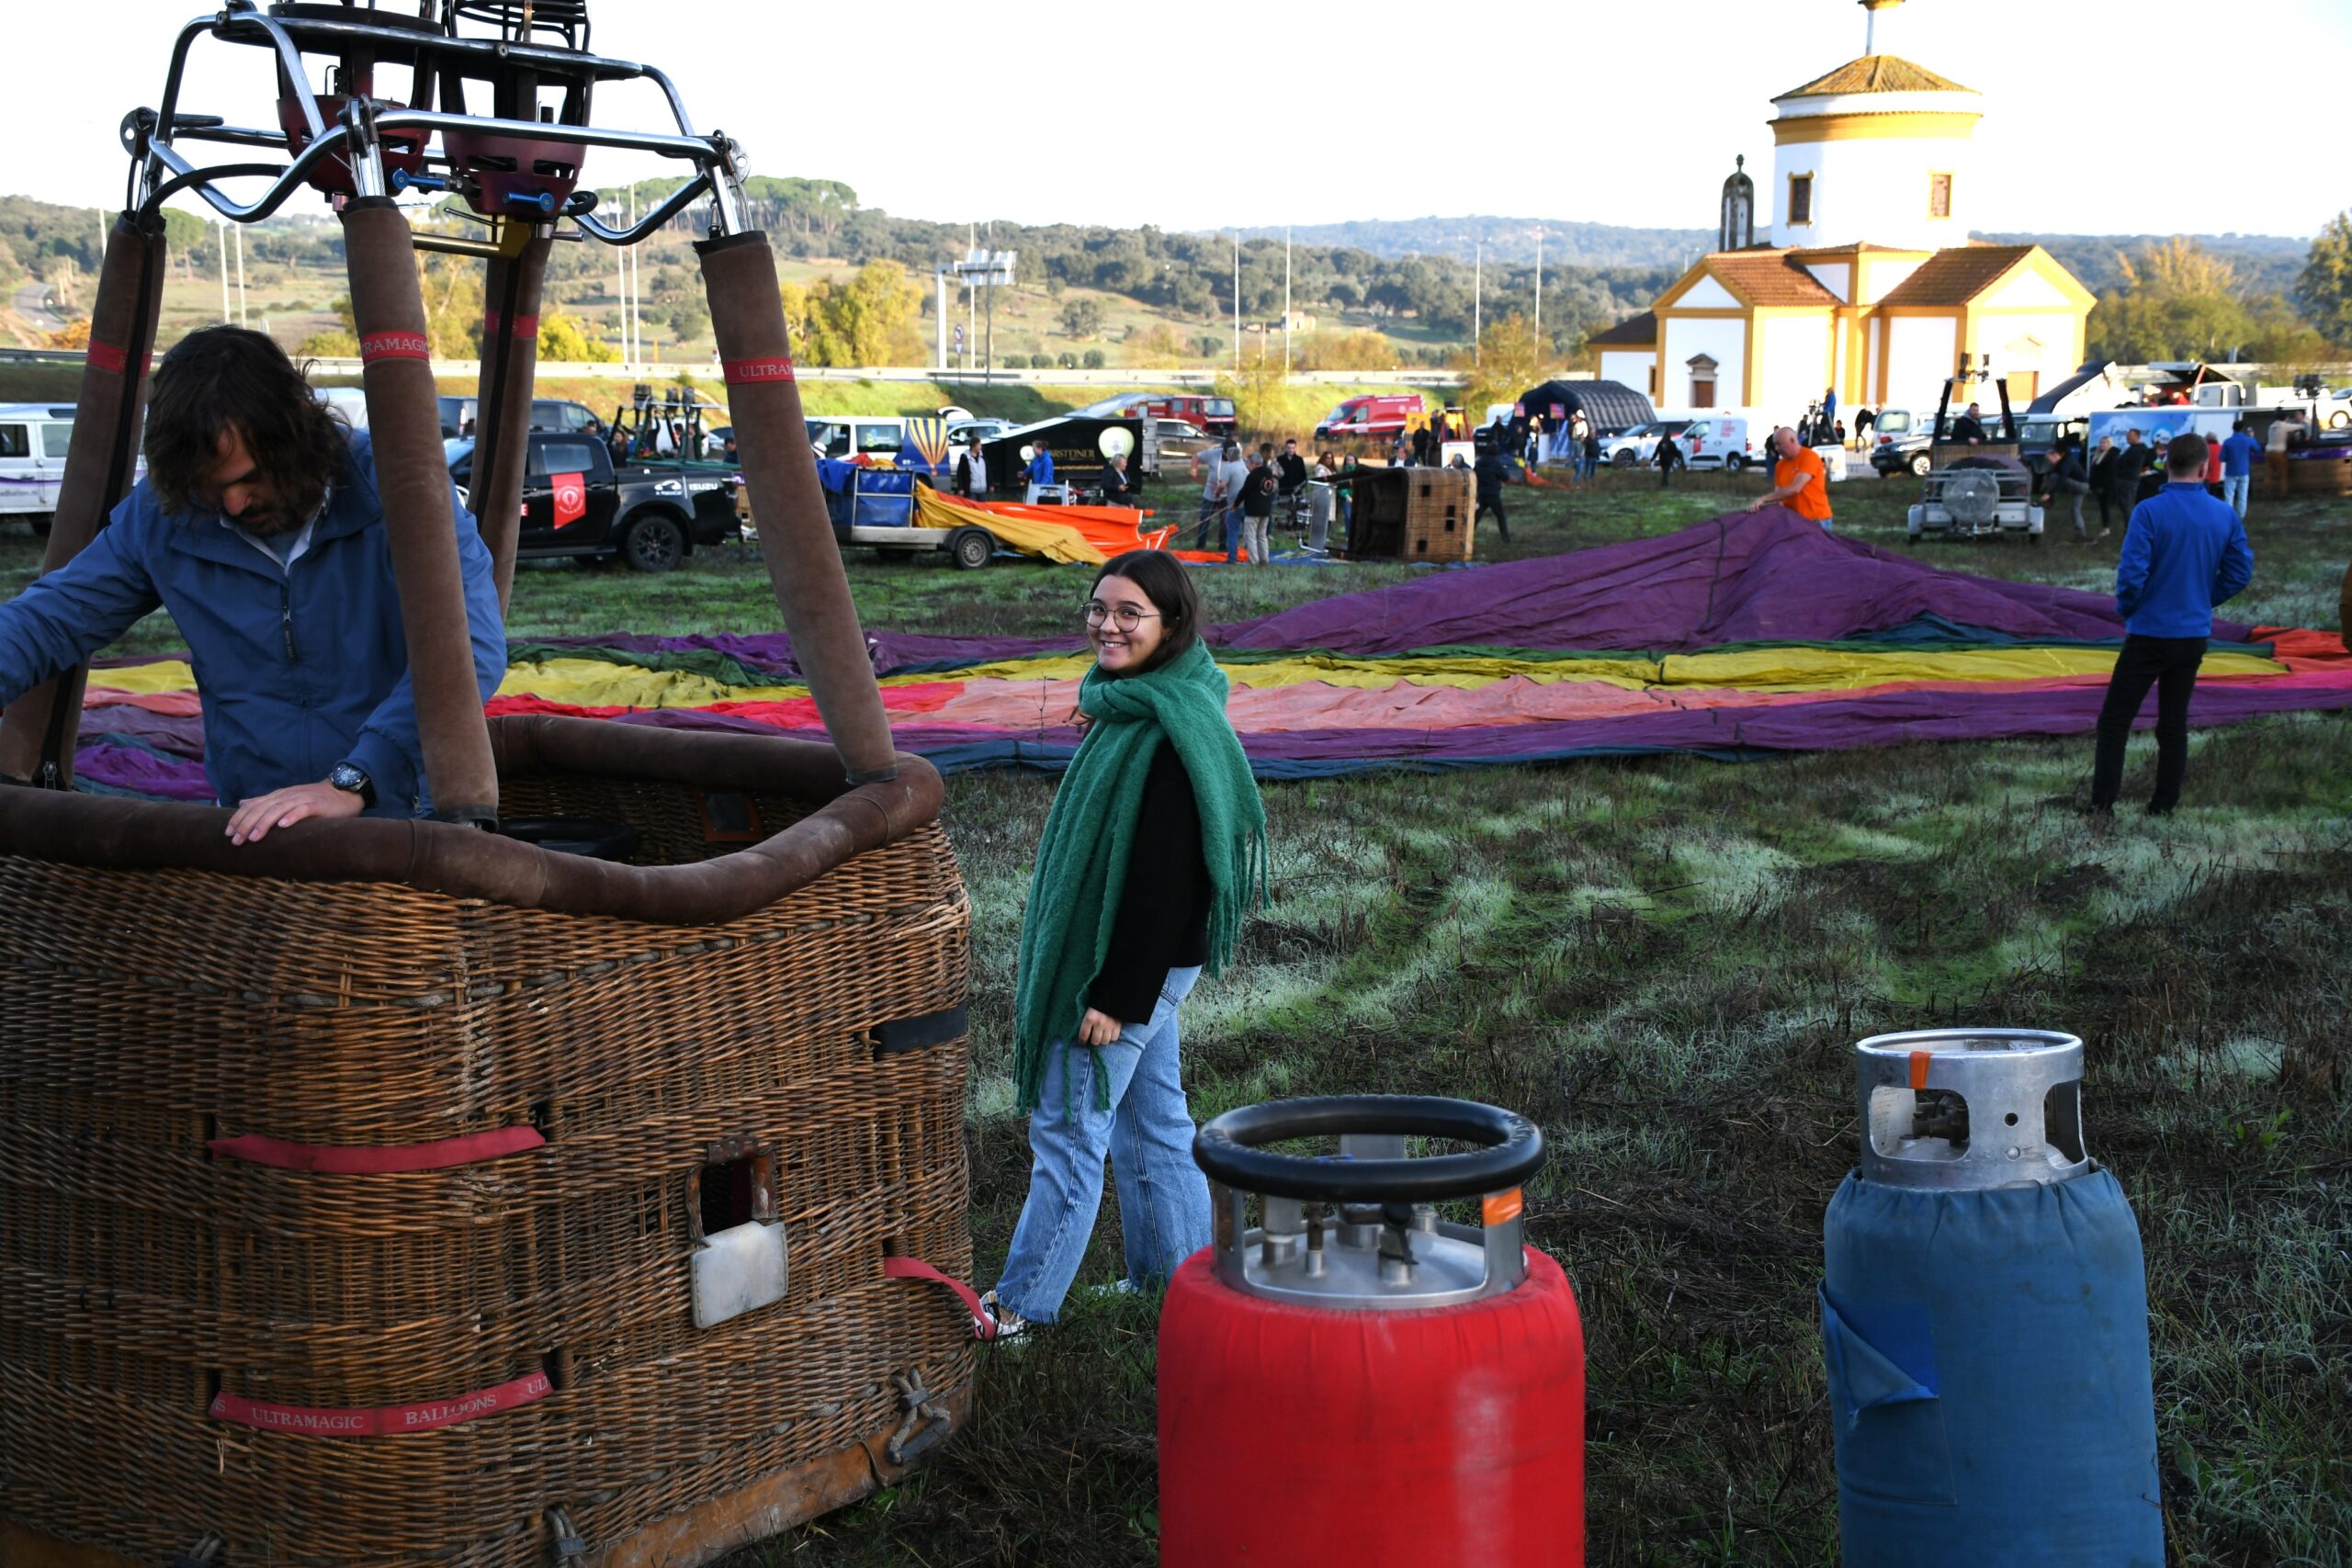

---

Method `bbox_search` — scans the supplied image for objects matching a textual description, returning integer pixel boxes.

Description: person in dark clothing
[1473,447,1510,543]
[2105,430,2152,524]
[2087,433,2254,817]
[983,550,1266,1337]
[1950,401,1988,446]
[1098,452,1132,506]
[2087,435,2118,536]
[1855,407,1875,440]
[1655,430,1685,488]
[2042,440,2092,540]
[1580,428,1602,480]
[1234,454,1275,565]
[953,435,988,498]
[1409,423,1432,467]
[1274,438,1308,496]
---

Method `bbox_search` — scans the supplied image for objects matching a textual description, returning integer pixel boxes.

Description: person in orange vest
[1746,426,1834,530]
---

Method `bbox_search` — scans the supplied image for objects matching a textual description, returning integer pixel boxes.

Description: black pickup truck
[447,431,740,572]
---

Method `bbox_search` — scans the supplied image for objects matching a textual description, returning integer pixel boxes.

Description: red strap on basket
[208,1126,545,1174]
[884,1255,996,1340]
[209,1370,552,1438]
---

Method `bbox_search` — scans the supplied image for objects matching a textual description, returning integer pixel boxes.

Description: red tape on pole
[483,310,540,341]
[209,1371,553,1438]
[208,1125,545,1174]
[85,339,146,377]
[883,1255,996,1340]
[722,355,797,385]
[359,330,433,364]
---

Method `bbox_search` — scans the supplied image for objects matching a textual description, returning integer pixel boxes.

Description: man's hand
[226,780,364,845]
[1076,1008,1124,1047]
[1746,494,1773,513]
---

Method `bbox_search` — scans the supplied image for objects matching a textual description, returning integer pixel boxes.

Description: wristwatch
[328,761,377,808]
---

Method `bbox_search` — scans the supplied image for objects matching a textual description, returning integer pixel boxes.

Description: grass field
[4,471,2346,1564]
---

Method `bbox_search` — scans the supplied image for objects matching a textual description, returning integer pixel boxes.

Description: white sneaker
[978,1290,1031,1343]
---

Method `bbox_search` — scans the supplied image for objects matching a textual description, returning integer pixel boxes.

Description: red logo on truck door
[552,473,586,527]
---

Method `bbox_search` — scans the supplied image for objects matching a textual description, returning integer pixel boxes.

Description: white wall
[1599,349,1657,395]
[1757,314,1833,422]
[1770,133,1976,252]
[1858,256,1925,304]
[1803,261,1850,301]
[1978,310,2082,400]
[1678,275,1741,310]
[1883,315,1959,412]
[1661,315,1747,407]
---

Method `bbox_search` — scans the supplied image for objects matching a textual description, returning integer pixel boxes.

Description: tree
[43,320,90,351]
[1457,313,1546,415]
[777,259,923,367]
[296,328,360,357]
[1059,297,1105,339]
[2298,211,2352,349]
[2088,239,2250,363]
[537,311,619,363]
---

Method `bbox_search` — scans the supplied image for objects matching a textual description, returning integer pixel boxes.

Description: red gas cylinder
[1159,1096,1584,1566]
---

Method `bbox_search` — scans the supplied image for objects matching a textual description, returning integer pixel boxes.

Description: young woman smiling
[982,552,1267,1337]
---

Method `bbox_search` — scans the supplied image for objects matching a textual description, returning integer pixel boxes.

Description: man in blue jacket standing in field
[2088,430,2254,817]
[0,325,504,839]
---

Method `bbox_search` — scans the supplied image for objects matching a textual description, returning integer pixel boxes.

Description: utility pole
[933,264,947,372]
[1232,232,1240,371]
[613,199,627,360]
[233,222,247,329]
[1474,235,1483,365]
[1283,223,1292,380]
[1533,227,1544,361]
[217,220,230,323]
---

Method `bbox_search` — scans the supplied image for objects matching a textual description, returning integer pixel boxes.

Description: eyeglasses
[1082,601,1162,630]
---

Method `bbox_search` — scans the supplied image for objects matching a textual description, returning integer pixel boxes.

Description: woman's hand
[1076,1008,1124,1047]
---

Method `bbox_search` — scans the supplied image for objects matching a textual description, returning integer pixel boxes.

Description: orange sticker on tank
[1482,1188,1523,1226]
[1909,1051,1932,1091]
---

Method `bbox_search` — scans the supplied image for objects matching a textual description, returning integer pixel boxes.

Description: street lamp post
[1283,223,1292,380]
[1533,225,1544,362]
[1232,231,1240,371]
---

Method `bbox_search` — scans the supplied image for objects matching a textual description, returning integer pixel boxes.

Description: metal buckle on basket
[543,1505,587,1563]
[884,1370,952,1465]
[167,1533,225,1568]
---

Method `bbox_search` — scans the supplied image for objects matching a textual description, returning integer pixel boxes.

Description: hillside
[1221,218,1716,270]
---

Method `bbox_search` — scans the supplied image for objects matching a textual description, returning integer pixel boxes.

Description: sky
[3,0,2345,242]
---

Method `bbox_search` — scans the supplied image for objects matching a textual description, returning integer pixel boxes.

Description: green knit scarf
[1012,637,1267,1114]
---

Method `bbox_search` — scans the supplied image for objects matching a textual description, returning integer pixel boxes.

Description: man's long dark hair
[1091,549,1203,675]
[144,325,349,521]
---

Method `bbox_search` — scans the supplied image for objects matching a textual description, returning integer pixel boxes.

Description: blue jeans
[994,965,1209,1321]
[2222,473,2249,519]
[1223,508,1241,563]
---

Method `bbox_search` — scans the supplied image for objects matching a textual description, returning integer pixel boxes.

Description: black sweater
[1086,740,1213,1024]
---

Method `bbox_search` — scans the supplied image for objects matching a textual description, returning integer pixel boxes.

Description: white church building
[1590,6,2093,419]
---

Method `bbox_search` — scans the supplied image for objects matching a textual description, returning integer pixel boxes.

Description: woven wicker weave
[0,732,973,1566]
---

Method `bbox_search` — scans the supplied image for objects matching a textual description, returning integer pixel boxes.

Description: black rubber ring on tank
[1192,1094,1544,1202]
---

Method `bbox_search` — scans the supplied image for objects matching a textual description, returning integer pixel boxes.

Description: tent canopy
[1510,379,1656,436]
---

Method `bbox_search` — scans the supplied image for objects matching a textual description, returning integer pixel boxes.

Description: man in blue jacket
[0,326,504,840]
[2088,430,2255,816]
[2218,418,2261,522]
[1023,437,1057,503]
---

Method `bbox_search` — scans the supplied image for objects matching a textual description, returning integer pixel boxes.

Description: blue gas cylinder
[1821,1029,2163,1567]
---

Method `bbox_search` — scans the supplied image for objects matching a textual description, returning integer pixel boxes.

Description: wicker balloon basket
[0,716,975,1568]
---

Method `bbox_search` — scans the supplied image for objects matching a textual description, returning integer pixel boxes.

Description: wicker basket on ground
[0,12,978,1565]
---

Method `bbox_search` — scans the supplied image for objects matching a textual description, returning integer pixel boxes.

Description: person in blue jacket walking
[0,326,505,839]
[2088,430,2254,816]
[1023,437,1057,503]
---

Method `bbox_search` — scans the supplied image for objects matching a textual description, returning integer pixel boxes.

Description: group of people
[2039,419,2267,543]
[1189,438,1352,563]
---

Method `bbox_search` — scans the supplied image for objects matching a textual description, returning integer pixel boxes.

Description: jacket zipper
[279,576,296,660]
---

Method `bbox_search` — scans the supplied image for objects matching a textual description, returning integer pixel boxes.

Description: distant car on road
[945,417,1017,446]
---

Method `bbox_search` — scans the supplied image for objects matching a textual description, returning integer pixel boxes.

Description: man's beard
[232,483,321,537]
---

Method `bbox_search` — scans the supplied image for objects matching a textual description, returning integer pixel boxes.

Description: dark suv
[448,431,736,572]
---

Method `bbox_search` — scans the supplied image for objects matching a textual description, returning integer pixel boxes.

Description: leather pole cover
[0,213,166,783]
[696,231,898,783]
[339,197,499,818]
[471,233,551,609]
[0,716,944,925]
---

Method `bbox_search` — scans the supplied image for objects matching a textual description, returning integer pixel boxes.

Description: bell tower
[1719,155,1755,252]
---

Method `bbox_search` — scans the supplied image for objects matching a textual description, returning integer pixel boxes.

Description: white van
[0,405,83,532]
[1680,414,1759,471]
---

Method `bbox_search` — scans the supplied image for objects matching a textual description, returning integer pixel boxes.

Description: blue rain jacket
[0,431,504,813]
